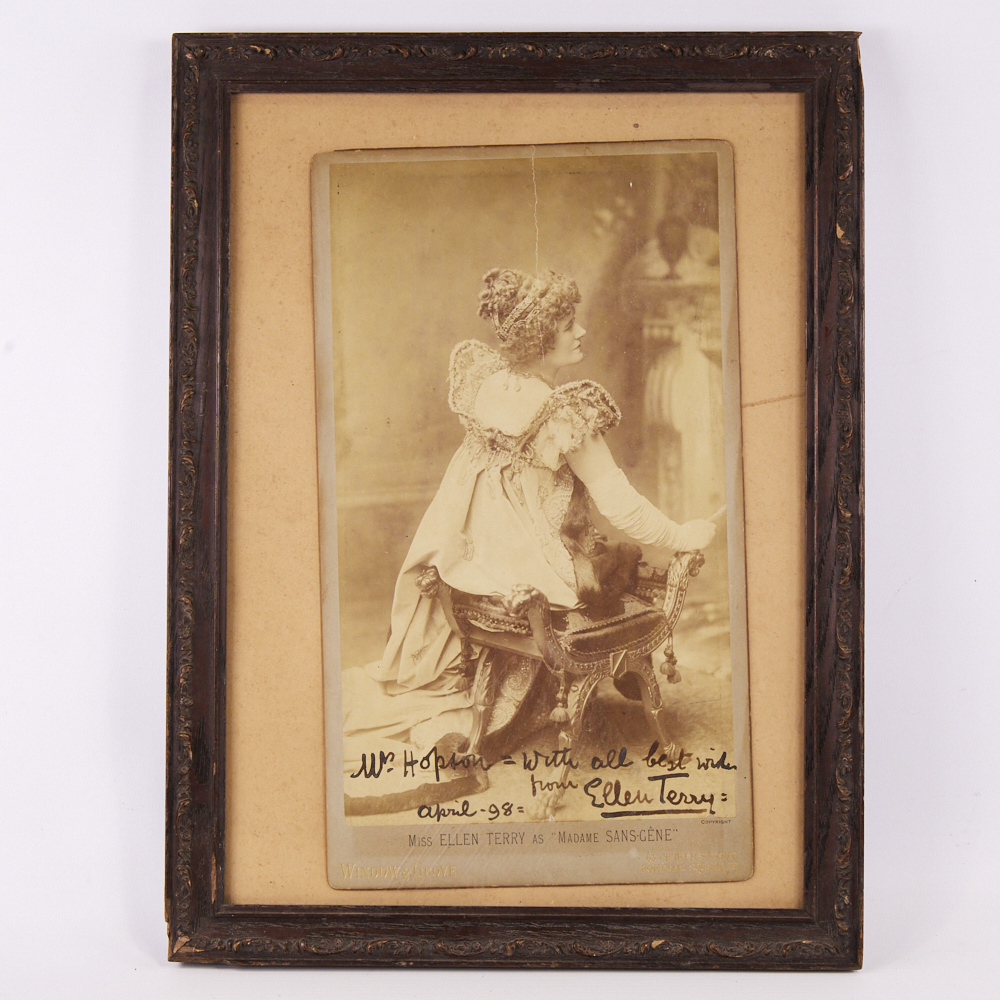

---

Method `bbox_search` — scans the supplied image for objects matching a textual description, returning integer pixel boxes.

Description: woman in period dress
[341,269,716,810]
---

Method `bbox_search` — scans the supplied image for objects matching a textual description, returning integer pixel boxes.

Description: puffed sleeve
[527,380,621,471]
[447,340,507,420]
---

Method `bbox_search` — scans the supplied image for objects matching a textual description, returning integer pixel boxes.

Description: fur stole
[559,474,642,615]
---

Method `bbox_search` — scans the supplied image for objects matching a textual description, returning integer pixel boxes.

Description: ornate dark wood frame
[167,31,863,970]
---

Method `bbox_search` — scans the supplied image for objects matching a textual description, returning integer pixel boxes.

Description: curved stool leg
[627,651,680,759]
[525,724,576,821]
[526,670,603,820]
[467,649,498,756]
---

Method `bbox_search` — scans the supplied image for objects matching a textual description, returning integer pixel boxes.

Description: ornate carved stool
[415,552,704,771]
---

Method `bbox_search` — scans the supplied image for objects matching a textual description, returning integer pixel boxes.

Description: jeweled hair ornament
[495,292,542,342]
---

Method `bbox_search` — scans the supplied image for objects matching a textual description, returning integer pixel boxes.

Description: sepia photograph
[312,140,752,889]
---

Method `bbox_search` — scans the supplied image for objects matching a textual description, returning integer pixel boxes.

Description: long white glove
[584,468,716,550]
[565,433,716,551]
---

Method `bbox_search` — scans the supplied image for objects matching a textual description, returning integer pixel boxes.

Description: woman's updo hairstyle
[477,268,581,365]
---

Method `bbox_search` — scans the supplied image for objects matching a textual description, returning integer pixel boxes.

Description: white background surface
[2,1,997,996]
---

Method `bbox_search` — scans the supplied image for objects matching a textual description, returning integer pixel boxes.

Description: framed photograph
[167,31,863,968]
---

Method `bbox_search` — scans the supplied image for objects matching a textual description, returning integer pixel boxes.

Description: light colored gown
[341,340,620,780]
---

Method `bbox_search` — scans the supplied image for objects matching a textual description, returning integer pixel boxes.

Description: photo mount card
[311,140,752,889]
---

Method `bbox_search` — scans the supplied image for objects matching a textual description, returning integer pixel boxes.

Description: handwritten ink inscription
[347,741,737,823]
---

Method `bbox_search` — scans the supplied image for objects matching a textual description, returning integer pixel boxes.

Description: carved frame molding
[167,31,863,970]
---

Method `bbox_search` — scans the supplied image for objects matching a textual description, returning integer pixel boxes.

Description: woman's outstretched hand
[674,519,717,551]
